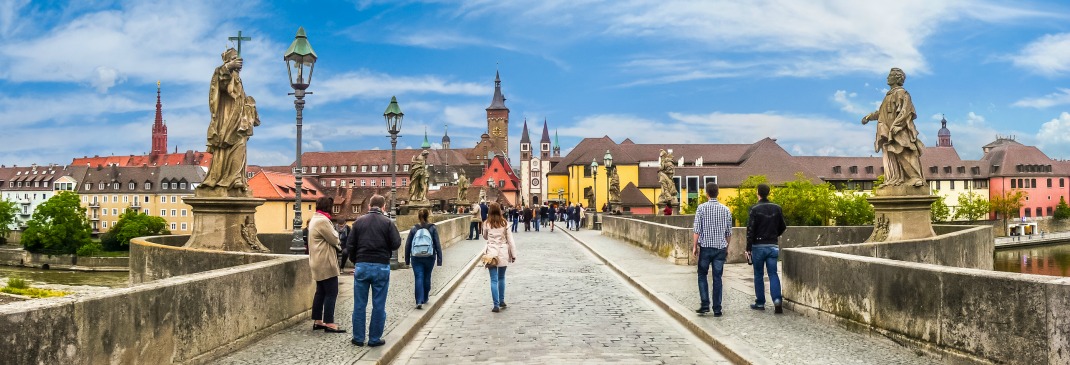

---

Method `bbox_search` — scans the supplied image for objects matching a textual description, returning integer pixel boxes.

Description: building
[519,119,562,206]
[71,83,211,168]
[247,170,320,233]
[471,155,521,206]
[0,164,86,230]
[464,71,511,164]
[77,165,205,234]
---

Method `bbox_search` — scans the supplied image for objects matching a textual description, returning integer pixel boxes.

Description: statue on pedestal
[657,149,678,206]
[861,67,925,190]
[608,165,621,204]
[200,48,259,197]
[409,150,430,203]
[456,169,469,204]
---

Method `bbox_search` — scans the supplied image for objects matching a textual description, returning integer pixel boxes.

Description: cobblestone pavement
[212,238,486,365]
[565,229,943,365]
[395,229,730,364]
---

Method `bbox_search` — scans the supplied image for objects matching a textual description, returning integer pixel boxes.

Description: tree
[101,209,170,251]
[681,192,708,215]
[930,191,950,223]
[990,189,1028,230]
[726,175,768,225]
[0,199,19,244]
[1054,196,1070,221]
[21,191,93,254]
[832,190,874,226]
[776,173,836,226]
[953,192,991,221]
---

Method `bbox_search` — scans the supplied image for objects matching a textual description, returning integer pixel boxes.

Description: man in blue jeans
[346,195,401,347]
[693,183,732,317]
[746,183,787,314]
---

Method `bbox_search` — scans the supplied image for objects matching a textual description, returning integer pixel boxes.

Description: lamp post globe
[384,96,403,269]
[284,27,317,254]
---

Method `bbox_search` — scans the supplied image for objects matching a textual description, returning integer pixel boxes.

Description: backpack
[411,226,435,258]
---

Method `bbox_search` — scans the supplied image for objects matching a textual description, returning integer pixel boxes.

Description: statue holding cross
[228,30,251,56]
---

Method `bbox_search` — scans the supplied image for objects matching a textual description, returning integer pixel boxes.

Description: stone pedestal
[607,201,621,214]
[183,197,268,252]
[866,188,937,242]
[399,200,433,216]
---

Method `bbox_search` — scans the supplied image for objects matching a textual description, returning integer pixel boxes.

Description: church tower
[553,129,561,157]
[151,81,168,156]
[519,119,531,161]
[937,115,952,147]
[540,119,551,159]
[441,125,451,150]
[486,71,510,157]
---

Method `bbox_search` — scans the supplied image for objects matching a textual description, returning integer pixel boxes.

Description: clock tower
[486,71,510,157]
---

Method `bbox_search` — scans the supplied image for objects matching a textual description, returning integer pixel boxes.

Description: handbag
[481,243,501,267]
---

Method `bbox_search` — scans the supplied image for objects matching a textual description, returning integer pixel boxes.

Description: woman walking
[482,202,516,312]
[405,208,443,310]
[308,197,346,333]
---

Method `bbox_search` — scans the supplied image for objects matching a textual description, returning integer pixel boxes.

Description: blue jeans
[468,222,480,239]
[511,218,518,232]
[697,247,727,312]
[534,217,540,231]
[751,245,782,305]
[488,266,508,307]
[411,257,435,305]
[353,263,390,343]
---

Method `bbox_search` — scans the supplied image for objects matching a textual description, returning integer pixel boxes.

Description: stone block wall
[602,216,693,264]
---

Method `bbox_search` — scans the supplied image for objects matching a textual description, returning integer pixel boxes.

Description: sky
[3,0,1070,168]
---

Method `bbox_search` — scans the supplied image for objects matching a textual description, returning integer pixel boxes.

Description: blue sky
[4,0,1070,167]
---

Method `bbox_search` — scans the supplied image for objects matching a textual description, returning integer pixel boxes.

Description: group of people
[692,182,786,317]
[306,194,517,348]
[466,200,590,236]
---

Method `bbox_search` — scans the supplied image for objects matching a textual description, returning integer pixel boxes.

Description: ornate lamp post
[590,158,598,229]
[384,96,403,269]
[604,150,613,212]
[284,27,317,254]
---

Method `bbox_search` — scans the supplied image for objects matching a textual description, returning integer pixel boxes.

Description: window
[372,165,378,173]
[934,181,941,190]
[1032,179,1037,188]
[171,209,177,217]
[361,179,367,186]
[704,176,718,186]
[171,183,177,189]
[381,179,386,186]
[331,166,337,173]
[161,210,167,216]
[340,180,346,187]
[311,166,318,173]
[171,196,177,203]
[341,166,347,173]
[181,209,187,217]
[832,166,841,174]
[180,182,187,189]
[170,223,177,231]
[371,179,377,186]
[129,182,135,190]
[144,196,149,203]
[1048,207,1054,216]
[404,165,410,172]
[1011,179,1017,189]
[103,209,108,216]
[332,205,340,214]
[353,205,359,213]
[161,196,167,203]
[1024,208,1031,217]
[162,182,168,190]
[102,221,108,228]
[361,165,368,172]
[521,143,529,151]
[1062,179,1065,188]
[113,182,120,189]
[112,208,118,215]
[499,181,505,188]
[112,195,118,203]
[320,166,326,174]
[382,165,388,172]
[123,196,129,203]
[145,182,152,190]
[85,183,91,190]
[99,182,105,190]
[949,181,955,190]
[848,166,858,174]
[181,223,187,231]
[330,180,337,187]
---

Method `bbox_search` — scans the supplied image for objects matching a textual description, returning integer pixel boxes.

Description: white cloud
[1011,33,1070,76]
[832,90,866,115]
[314,70,486,104]
[966,112,985,125]
[1013,88,1070,108]
[1036,112,1070,155]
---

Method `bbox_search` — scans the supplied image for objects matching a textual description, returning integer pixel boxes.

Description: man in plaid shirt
[693,183,732,316]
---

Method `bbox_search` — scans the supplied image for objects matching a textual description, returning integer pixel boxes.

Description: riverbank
[994,231,1070,249]
[0,246,128,272]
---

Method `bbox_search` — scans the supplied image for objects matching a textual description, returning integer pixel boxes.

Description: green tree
[990,189,1028,231]
[101,209,170,251]
[681,192,708,215]
[776,173,836,226]
[21,191,92,254]
[1054,196,1070,221]
[0,199,19,244]
[832,190,874,226]
[726,175,768,225]
[930,191,950,223]
[953,192,991,221]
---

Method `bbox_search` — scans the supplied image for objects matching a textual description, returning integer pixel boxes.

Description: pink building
[981,137,1070,220]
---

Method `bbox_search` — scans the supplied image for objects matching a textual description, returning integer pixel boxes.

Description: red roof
[472,155,520,192]
[248,170,322,201]
[72,151,211,168]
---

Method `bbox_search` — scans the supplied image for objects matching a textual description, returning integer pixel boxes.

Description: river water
[0,266,129,288]
[994,242,1070,277]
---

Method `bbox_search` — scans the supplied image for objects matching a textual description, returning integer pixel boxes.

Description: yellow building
[248,171,320,233]
[77,165,204,235]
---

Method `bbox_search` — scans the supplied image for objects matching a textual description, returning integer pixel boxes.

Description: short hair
[315,196,333,212]
[369,194,386,209]
[757,184,770,198]
[706,182,719,198]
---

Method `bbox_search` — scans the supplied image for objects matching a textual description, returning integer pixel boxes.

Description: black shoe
[313,323,327,331]
[416,304,423,310]
[713,311,723,317]
[492,306,500,313]
[351,339,364,346]
[774,300,783,314]
[695,308,710,314]
[750,304,765,310]
[500,302,507,309]
[324,327,347,333]
[368,340,386,347]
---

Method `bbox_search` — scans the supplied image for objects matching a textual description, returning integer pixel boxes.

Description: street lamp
[604,150,613,213]
[591,158,598,229]
[284,26,317,254]
[384,96,403,269]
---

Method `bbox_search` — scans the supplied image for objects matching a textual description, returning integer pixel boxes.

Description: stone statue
[478,187,487,203]
[456,169,469,203]
[200,48,258,197]
[409,150,430,202]
[657,149,678,205]
[240,215,267,252]
[861,68,925,189]
[584,188,595,210]
[608,165,621,203]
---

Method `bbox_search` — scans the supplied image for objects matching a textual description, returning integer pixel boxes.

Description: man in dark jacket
[745,184,787,314]
[347,195,401,347]
[522,205,532,231]
[478,200,489,237]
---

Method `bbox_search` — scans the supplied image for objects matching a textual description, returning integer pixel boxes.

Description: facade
[0,165,85,230]
[519,119,562,206]
[77,165,205,234]
[247,171,320,233]
[471,155,521,207]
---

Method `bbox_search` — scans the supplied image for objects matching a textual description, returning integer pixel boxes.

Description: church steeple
[441,124,451,150]
[937,114,952,147]
[484,70,510,157]
[553,129,561,157]
[540,118,551,158]
[421,126,432,149]
[487,70,508,111]
[151,81,168,156]
[520,118,531,161]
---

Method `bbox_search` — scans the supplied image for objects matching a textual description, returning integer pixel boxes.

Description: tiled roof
[72,151,212,168]
[619,182,652,207]
[296,149,471,168]
[1,165,88,191]
[248,171,323,201]
[980,143,1058,177]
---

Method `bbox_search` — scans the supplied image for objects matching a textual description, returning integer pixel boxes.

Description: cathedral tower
[486,71,510,157]
[151,81,168,155]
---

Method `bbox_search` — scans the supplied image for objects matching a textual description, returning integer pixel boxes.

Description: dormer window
[865,166,874,174]
[129,182,136,190]
[145,182,152,190]
[943,166,951,174]
[99,182,105,190]
[832,166,841,174]
[848,166,858,174]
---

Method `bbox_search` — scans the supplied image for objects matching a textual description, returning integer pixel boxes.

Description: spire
[441,124,451,149]
[151,81,168,155]
[520,118,531,144]
[540,118,551,144]
[421,126,431,149]
[553,129,561,157]
[937,113,952,147]
[486,70,508,111]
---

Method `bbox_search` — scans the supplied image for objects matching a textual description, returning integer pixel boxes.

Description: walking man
[347,195,401,347]
[693,183,732,317]
[746,184,787,314]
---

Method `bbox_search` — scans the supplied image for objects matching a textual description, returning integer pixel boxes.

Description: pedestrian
[337,220,350,274]
[479,200,489,236]
[509,205,519,232]
[482,202,517,312]
[746,184,786,314]
[406,208,443,310]
[347,194,401,347]
[522,205,532,231]
[578,203,586,229]
[693,182,732,317]
[540,203,549,228]
[468,203,481,240]
[567,203,578,231]
[309,197,346,333]
[534,203,542,231]
[548,203,556,232]
[664,204,673,216]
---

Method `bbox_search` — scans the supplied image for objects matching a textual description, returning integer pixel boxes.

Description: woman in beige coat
[309,196,346,333]
[482,202,516,313]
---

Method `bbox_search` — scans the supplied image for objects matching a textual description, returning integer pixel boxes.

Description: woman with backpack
[482,202,516,313]
[405,208,443,309]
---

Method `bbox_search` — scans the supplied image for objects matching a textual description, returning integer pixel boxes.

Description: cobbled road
[394,229,730,364]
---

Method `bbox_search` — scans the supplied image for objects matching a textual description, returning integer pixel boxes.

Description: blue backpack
[412,226,435,258]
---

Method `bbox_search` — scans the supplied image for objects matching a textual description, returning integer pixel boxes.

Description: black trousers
[312,276,339,323]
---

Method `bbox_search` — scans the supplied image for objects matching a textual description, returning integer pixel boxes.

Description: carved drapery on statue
[608,165,621,204]
[200,48,259,197]
[408,150,430,203]
[862,68,925,190]
[456,170,469,204]
[657,149,678,205]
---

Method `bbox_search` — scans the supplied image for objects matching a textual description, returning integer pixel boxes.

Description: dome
[938,126,951,136]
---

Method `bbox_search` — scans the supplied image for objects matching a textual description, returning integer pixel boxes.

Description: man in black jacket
[745,184,787,314]
[346,195,401,347]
